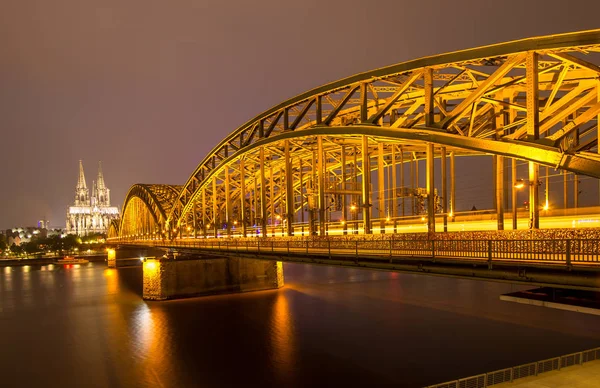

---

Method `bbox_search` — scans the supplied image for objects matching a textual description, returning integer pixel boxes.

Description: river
[1,261,599,387]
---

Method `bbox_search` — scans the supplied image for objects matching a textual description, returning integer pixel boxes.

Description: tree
[10,243,23,256]
[22,241,40,256]
[0,234,7,252]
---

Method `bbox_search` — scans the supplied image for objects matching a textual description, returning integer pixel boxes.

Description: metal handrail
[113,237,600,265]
[425,347,600,388]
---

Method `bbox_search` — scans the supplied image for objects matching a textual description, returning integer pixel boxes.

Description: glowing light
[340,220,345,225]
[145,261,157,270]
[233,220,238,225]
[139,257,145,262]
[386,216,391,222]
[186,226,191,231]
[514,179,525,189]
[350,204,357,211]
[276,215,281,220]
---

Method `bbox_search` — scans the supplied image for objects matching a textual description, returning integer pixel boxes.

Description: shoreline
[0,254,107,267]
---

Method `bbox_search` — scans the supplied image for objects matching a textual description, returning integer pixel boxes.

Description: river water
[1,261,599,387]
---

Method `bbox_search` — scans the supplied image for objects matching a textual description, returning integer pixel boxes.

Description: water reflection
[0,262,599,388]
[270,292,296,379]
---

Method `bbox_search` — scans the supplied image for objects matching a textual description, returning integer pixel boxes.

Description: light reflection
[131,304,169,386]
[270,292,295,378]
[104,269,119,295]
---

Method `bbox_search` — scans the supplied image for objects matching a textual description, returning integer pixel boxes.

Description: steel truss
[118,30,600,238]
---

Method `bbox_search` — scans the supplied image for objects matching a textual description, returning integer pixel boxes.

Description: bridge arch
[165,29,600,235]
[111,30,600,240]
[119,184,182,239]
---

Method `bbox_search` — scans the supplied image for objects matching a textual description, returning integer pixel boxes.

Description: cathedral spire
[74,160,90,206]
[77,160,87,190]
[97,161,106,190]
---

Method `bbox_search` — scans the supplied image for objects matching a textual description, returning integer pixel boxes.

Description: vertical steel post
[353,147,358,234]
[495,155,505,230]
[400,147,405,217]
[259,147,268,237]
[239,159,247,237]
[391,145,397,232]
[450,151,456,222]
[341,144,348,235]
[526,52,540,141]
[426,143,435,234]
[410,154,415,215]
[225,168,232,236]
[545,165,549,212]
[212,176,218,238]
[529,162,539,229]
[317,136,326,236]
[250,168,255,233]
[270,165,275,236]
[202,189,207,238]
[424,68,434,126]
[316,95,322,125]
[441,147,448,232]
[564,170,569,210]
[284,140,294,236]
[378,143,386,233]
[574,174,579,208]
[361,135,371,234]
[360,83,368,122]
[193,200,197,239]
[512,158,518,229]
[299,159,304,230]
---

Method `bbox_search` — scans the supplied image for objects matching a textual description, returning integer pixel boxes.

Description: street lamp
[514,178,542,229]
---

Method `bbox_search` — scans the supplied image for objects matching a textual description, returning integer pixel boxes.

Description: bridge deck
[116,236,600,291]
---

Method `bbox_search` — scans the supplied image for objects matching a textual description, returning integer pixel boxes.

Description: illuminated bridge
[107,30,600,298]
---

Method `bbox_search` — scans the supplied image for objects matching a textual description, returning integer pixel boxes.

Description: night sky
[1,0,599,229]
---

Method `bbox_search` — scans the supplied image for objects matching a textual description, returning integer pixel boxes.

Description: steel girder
[120,184,182,237]
[164,29,600,228]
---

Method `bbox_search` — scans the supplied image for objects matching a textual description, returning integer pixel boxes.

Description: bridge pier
[142,255,283,301]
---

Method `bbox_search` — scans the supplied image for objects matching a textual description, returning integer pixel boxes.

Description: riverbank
[0,254,107,267]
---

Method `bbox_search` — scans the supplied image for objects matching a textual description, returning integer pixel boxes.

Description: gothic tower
[96,161,110,206]
[74,160,90,206]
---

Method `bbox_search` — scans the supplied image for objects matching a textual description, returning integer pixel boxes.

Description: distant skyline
[1,0,600,229]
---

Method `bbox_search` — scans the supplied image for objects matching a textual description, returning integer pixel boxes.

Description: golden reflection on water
[270,291,295,376]
[103,268,119,295]
[132,303,169,386]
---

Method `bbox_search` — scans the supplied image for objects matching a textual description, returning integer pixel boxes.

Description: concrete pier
[142,256,284,300]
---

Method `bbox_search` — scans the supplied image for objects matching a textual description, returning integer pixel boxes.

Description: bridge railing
[426,347,600,388]
[119,237,600,265]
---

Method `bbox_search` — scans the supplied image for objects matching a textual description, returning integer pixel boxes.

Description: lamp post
[513,177,542,230]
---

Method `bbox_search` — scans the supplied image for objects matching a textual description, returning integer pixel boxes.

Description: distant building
[66,161,119,236]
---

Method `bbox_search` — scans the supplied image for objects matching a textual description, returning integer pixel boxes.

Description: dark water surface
[1,262,600,387]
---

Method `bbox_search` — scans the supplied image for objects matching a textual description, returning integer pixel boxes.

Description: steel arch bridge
[115,30,600,241]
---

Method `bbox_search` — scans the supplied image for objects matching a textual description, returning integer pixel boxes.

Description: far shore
[0,254,107,267]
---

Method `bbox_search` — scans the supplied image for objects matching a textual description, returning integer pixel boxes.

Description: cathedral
[66,161,119,236]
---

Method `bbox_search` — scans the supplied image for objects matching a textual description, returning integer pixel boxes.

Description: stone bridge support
[142,255,284,300]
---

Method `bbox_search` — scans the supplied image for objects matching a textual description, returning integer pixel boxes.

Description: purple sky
[1,0,599,229]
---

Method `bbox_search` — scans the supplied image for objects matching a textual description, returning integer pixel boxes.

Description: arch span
[167,29,600,229]
[119,184,181,238]
[112,30,600,239]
